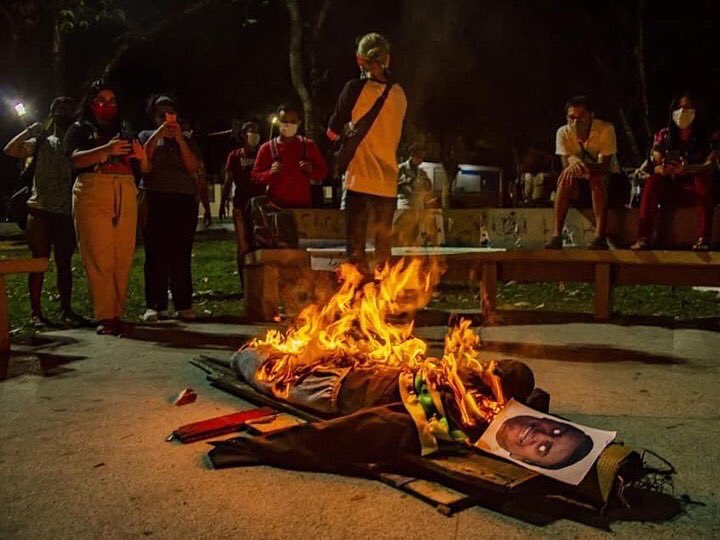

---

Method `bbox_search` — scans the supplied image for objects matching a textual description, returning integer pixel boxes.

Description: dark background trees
[1,0,718,193]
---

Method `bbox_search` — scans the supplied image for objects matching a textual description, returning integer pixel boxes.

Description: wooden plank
[308,247,720,267]
[481,263,497,312]
[0,275,8,352]
[450,249,720,266]
[615,265,720,287]
[499,262,595,283]
[594,263,612,320]
[0,257,48,274]
[244,249,310,266]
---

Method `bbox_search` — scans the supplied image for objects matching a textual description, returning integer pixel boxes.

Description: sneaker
[177,308,196,321]
[544,236,563,250]
[587,236,609,250]
[630,238,649,251]
[30,314,47,328]
[142,309,159,322]
[692,237,710,252]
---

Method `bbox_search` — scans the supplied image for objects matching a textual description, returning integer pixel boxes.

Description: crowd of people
[3,31,719,335]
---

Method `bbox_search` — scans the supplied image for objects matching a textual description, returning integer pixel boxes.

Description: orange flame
[247,258,502,427]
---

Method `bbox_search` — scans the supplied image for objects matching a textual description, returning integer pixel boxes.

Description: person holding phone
[3,97,79,326]
[631,93,718,251]
[63,80,149,335]
[138,95,202,322]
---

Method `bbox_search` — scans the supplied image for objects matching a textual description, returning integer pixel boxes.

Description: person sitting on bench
[546,96,619,250]
[631,93,718,251]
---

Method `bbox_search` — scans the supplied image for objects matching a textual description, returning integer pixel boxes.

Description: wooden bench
[306,248,720,321]
[0,258,49,352]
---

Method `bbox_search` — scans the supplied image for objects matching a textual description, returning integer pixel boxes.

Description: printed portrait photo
[476,400,616,485]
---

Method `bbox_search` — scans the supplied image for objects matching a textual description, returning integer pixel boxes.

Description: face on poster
[476,400,616,485]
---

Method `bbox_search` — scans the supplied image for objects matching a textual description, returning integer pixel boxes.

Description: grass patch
[2,236,719,337]
[3,237,243,336]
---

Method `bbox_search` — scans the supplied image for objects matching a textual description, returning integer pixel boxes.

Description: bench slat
[0,258,49,274]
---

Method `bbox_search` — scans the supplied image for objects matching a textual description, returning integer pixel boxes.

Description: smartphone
[165,112,178,125]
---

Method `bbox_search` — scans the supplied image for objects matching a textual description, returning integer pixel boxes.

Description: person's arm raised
[3,123,43,159]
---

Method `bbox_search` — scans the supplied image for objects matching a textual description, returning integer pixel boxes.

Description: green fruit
[450,429,467,441]
[414,372,424,395]
[418,393,435,417]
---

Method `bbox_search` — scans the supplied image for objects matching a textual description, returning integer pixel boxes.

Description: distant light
[14,103,27,117]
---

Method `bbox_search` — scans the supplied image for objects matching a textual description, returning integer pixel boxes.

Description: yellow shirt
[330,79,407,198]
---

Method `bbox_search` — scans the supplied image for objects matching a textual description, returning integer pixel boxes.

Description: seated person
[251,104,327,208]
[546,96,619,250]
[397,143,434,210]
[631,93,718,251]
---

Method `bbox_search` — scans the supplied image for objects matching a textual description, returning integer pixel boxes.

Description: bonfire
[242,258,514,449]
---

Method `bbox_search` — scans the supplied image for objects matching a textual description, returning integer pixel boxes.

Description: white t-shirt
[328,79,407,198]
[556,118,620,173]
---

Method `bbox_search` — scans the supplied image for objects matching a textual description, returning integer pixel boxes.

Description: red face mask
[91,101,118,123]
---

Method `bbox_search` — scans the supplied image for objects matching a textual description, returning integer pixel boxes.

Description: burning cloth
[209,259,659,503]
[229,259,536,454]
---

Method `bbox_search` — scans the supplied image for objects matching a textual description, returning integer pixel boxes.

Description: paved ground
[1,320,719,539]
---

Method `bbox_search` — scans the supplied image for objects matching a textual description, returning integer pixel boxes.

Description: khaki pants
[73,173,137,321]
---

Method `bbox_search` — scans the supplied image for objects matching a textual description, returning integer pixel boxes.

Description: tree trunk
[284,0,315,139]
[619,108,643,166]
[51,15,64,95]
[634,0,652,142]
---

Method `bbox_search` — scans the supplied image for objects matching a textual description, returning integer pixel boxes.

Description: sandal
[630,238,650,251]
[692,237,710,252]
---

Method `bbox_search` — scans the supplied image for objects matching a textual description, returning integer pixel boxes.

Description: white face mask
[246,132,260,147]
[672,108,695,130]
[279,122,298,138]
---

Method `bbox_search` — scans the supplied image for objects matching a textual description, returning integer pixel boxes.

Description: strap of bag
[350,82,393,140]
[270,137,279,162]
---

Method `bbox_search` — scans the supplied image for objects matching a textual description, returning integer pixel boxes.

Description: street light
[14,102,27,118]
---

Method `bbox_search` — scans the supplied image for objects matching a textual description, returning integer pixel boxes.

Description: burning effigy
[230,259,538,453]
[206,258,677,516]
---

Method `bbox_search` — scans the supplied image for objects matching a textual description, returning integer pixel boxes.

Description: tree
[284,0,332,140]
[1,0,128,98]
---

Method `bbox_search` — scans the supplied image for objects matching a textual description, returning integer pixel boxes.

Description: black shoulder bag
[334,82,394,175]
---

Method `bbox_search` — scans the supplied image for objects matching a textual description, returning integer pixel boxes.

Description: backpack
[248,195,299,249]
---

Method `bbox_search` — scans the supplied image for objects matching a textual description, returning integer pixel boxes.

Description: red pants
[638,172,715,240]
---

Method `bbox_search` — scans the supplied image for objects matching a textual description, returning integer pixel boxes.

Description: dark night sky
[1,0,719,184]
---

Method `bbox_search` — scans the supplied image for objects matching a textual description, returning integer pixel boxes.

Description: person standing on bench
[631,93,717,252]
[546,96,619,250]
[251,105,327,247]
[327,33,407,275]
[3,97,81,327]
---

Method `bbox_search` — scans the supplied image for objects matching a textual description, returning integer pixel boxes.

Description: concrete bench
[243,250,311,321]
[306,248,720,321]
[0,258,49,352]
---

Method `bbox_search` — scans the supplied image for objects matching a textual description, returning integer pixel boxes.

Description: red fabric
[251,136,327,208]
[638,172,715,239]
[225,147,263,208]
